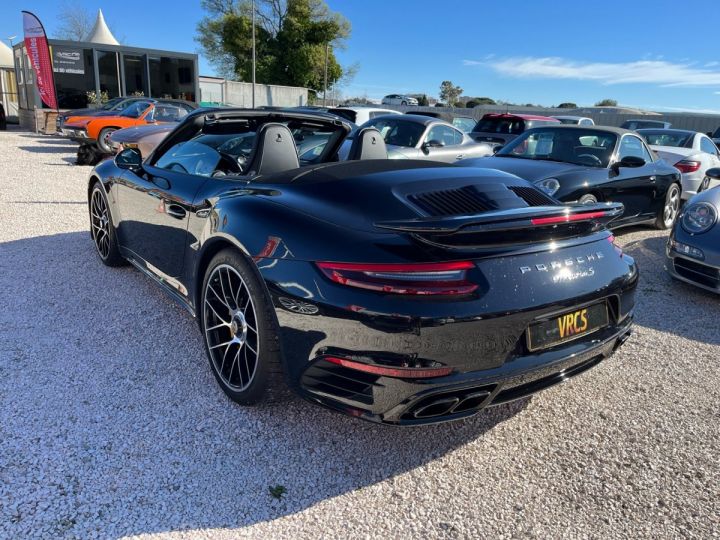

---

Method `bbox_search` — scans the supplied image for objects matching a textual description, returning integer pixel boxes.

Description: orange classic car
[62,100,191,154]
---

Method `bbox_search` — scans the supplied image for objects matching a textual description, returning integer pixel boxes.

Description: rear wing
[374,202,623,234]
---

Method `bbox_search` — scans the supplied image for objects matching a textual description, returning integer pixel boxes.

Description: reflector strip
[324,356,453,378]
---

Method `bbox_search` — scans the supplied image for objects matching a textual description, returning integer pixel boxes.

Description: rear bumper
[680,172,703,200]
[293,313,633,425]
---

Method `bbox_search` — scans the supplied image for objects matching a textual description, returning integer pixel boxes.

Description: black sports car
[460,125,682,230]
[87,109,638,425]
[666,181,720,293]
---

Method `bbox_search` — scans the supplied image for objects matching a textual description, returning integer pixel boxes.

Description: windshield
[453,117,476,133]
[497,127,618,168]
[103,97,127,110]
[366,117,426,147]
[471,116,525,135]
[120,101,153,118]
[639,130,692,148]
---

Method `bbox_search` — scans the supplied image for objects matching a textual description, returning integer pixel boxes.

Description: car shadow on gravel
[0,231,530,538]
[620,233,720,346]
[18,145,79,155]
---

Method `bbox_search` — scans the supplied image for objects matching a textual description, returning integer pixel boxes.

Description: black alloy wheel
[89,184,123,266]
[201,249,283,405]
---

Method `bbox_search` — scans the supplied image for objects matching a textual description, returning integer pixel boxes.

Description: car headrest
[347,127,387,160]
[245,122,300,176]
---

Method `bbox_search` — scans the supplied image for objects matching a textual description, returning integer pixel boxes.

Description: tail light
[324,356,453,378]
[531,210,610,226]
[316,261,477,295]
[674,160,701,174]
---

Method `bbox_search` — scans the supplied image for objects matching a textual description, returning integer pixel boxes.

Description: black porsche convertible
[87,109,638,425]
[460,125,683,230]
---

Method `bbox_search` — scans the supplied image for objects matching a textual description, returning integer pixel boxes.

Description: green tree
[197,0,352,93]
[557,102,578,109]
[439,81,463,107]
[595,98,618,107]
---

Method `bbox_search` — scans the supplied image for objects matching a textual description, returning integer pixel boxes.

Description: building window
[149,56,195,101]
[14,48,27,109]
[53,48,96,109]
[123,54,147,96]
[97,50,120,98]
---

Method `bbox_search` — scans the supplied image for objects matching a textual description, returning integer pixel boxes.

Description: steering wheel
[217,150,244,174]
[576,153,603,167]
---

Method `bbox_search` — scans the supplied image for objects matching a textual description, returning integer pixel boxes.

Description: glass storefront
[14,40,198,119]
[53,48,96,109]
[97,50,120,98]
[149,56,196,101]
[123,54,147,96]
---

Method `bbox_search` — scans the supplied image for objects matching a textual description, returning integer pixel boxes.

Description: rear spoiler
[374,202,624,234]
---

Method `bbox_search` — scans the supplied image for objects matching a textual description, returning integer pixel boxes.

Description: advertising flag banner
[22,11,58,109]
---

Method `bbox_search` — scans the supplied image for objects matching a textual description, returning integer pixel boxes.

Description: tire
[97,127,117,154]
[89,183,124,266]
[656,183,681,230]
[200,249,283,405]
[578,193,598,205]
[77,143,102,166]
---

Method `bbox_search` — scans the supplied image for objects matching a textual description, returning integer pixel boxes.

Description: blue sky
[4,0,720,111]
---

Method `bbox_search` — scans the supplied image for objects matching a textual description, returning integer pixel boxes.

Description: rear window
[639,130,692,148]
[329,108,357,123]
[621,120,667,130]
[472,116,525,135]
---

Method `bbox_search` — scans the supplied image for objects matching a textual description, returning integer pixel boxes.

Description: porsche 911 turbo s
[460,125,682,230]
[87,109,638,425]
[666,185,720,293]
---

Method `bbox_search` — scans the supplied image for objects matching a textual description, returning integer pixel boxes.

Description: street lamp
[7,35,16,47]
[251,0,256,108]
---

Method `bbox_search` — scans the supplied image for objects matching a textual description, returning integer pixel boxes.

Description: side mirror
[422,139,444,153]
[705,167,720,180]
[115,148,143,171]
[706,132,713,138]
[492,145,504,154]
[611,155,645,174]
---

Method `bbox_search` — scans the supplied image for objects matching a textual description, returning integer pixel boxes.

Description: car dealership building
[13,10,199,132]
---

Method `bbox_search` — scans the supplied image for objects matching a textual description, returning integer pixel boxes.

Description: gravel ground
[0,129,718,540]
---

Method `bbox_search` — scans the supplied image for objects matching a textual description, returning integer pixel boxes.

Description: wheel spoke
[203,263,260,392]
[209,339,234,351]
[205,321,229,332]
[205,299,230,325]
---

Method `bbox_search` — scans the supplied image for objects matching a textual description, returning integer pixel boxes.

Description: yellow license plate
[527,302,609,352]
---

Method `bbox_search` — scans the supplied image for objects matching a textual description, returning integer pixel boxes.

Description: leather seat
[347,127,388,160]
[245,123,300,176]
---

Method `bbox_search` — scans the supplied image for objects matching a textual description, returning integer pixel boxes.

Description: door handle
[455,154,465,160]
[166,203,187,219]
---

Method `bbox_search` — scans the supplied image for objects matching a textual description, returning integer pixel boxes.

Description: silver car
[381,94,419,106]
[552,115,595,126]
[351,114,493,162]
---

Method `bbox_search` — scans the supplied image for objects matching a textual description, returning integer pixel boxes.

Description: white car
[329,106,400,125]
[638,128,720,201]
[381,94,419,106]
[552,115,595,126]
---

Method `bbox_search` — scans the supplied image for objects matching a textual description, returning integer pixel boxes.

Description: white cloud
[465,56,720,87]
